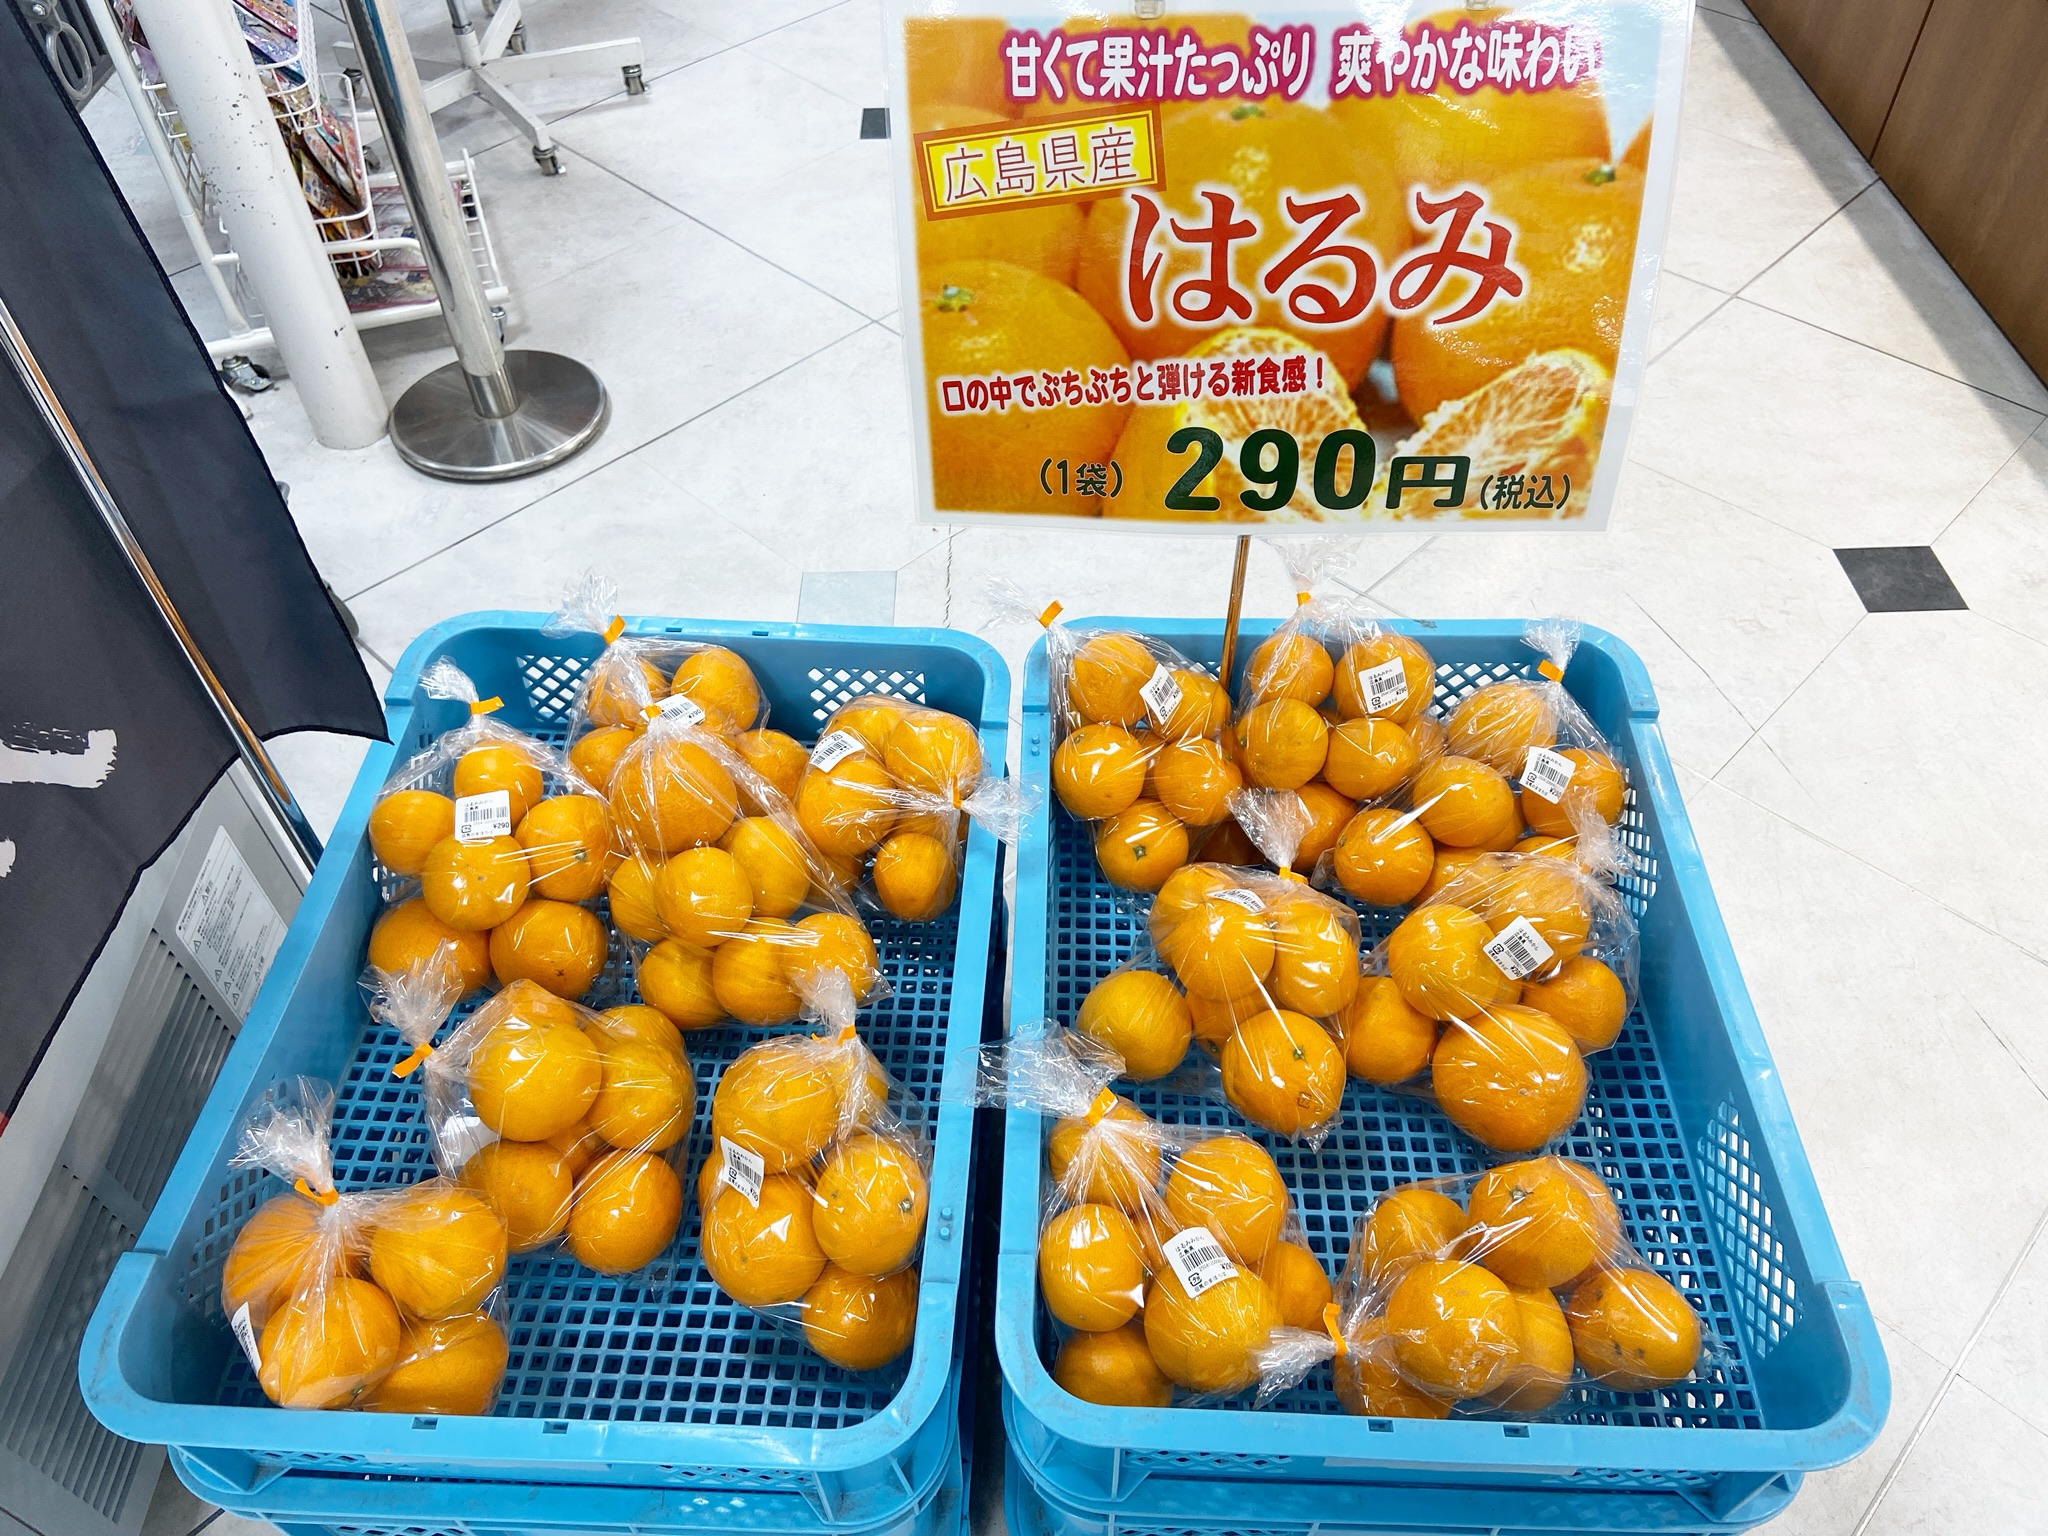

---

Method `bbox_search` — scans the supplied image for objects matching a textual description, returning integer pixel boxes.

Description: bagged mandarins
[219,1078,405,1410]
[1079,791,1356,1146]
[419,980,695,1278]
[544,572,768,738]
[702,981,933,1371]
[599,710,888,1032]
[366,659,612,998]
[990,581,1235,893]
[1443,621,1628,840]
[792,695,1028,925]
[1366,826,1639,1160]
[1270,1163,1716,1420]
[970,1028,1323,1404]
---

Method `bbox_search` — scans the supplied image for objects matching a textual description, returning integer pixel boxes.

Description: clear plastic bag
[362,943,466,1082]
[419,980,693,1275]
[364,659,615,1003]
[988,580,1233,894]
[544,574,770,757]
[1441,621,1628,841]
[219,1078,406,1409]
[973,1029,1329,1404]
[699,979,933,1372]
[602,710,890,1030]
[791,695,1030,923]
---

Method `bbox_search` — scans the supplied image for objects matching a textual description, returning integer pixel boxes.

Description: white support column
[126,0,387,448]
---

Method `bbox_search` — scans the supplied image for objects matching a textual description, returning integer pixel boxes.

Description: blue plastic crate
[168,1414,964,1536]
[80,613,1008,1523]
[997,619,1886,1531]
[1002,1438,1796,1536]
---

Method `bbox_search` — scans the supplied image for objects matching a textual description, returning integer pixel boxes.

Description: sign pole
[1218,535,1251,686]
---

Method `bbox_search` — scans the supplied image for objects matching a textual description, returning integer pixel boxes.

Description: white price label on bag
[229,1301,263,1373]
[1521,746,1577,803]
[453,789,513,843]
[1360,657,1409,714]
[1484,915,1556,980]
[1139,664,1184,727]
[1210,886,1264,913]
[1160,1226,1238,1297]
[654,694,706,725]
[809,731,866,771]
[718,1137,765,1207]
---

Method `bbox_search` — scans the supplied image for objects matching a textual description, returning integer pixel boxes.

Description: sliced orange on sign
[1381,348,1610,520]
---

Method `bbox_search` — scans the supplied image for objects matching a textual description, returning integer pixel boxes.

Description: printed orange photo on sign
[883,2,1689,531]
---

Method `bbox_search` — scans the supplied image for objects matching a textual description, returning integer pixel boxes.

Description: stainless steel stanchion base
[390,349,609,480]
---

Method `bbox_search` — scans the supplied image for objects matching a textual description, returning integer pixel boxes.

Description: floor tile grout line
[1848,1197,2048,1536]
[1924,427,2046,549]
[1725,183,2048,417]
[1730,180,1877,300]
[538,135,883,327]
[340,316,879,603]
[1695,748,2048,972]
[1617,590,1757,727]
[1647,288,1733,365]
[1969,1005,2048,1108]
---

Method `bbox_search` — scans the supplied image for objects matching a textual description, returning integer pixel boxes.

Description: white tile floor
[84,1,2048,1532]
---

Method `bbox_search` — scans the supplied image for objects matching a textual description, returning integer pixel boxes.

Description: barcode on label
[718,1137,765,1207]
[1210,886,1265,913]
[655,694,706,726]
[453,789,513,843]
[1160,1225,1238,1296]
[809,731,866,772]
[1483,915,1555,980]
[1521,746,1577,803]
[230,1301,263,1372]
[1138,665,1183,727]
[1360,657,1410,714]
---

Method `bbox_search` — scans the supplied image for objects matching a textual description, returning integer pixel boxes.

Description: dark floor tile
[1834,546,1968,612]
[860,107,889,140]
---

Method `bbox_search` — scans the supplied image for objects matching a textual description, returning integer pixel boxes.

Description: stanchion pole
[1218,535,1252,685]
[337,0,610,479]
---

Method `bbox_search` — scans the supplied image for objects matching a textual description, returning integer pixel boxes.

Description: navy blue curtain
[0,8,384,1110]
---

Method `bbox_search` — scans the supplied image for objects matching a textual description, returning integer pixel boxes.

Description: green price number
[1164,425,1377,514]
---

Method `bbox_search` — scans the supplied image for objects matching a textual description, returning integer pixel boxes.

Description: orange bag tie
[1537,659,1564,682]
[1296,590,1314,607]
[1084,1086,1118,1126]
[294,1179,340,1207]
[836,1021,859,1044]
[391,1041,434,1078]
[603,615,627,644]
[1276,867,1307,884]
[1037,600,1064,628]
[1323,1302,1348,1359]
[469,696,503,715]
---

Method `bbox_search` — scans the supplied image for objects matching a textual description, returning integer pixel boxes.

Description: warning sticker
[1160,1226,1238,1297]
[1521,747,1578,803]
[1484,915,1556,980]
[173,828,285,1022]
[454,790,514,843]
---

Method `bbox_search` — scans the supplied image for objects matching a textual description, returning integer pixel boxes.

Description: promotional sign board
[883,1,1688,531]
